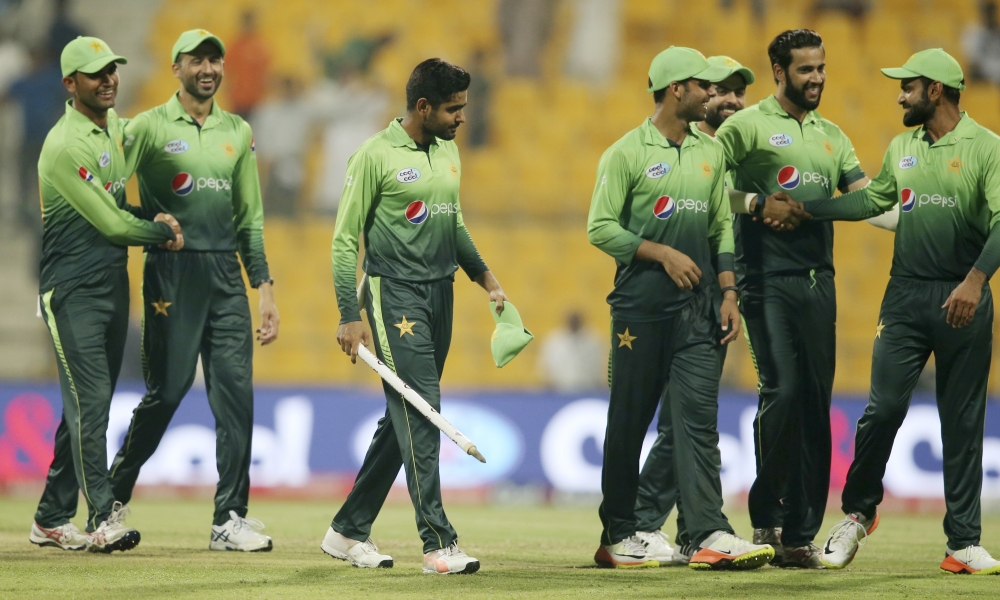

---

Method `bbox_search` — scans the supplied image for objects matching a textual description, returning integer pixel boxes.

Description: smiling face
[173,41,224,101]
[777,46,826,111]
[64,61,119,114]
[677,79,716,122]
[705,73,748,129]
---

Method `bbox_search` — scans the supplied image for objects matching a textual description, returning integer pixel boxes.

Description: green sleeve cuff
[838,166,866,191]
[716,252,735,274]
[974,224,1000,278]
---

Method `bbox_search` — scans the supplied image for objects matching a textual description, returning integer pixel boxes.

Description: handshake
[153,213,185,251]
[755,192,812,231]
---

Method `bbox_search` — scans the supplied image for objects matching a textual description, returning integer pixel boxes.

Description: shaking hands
[154,213,185,251]
[755,192,813,231]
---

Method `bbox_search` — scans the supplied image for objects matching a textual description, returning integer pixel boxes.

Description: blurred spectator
[224,10,270,120]
[252,76,312,217]
[498,0,555,78]
[809,0,871,23]
[963,1,1000,84]
[564,0,620,86]
[537,312,606,392]
[720,0,766,22]
[46,0,83,57]
[464,48,492,148]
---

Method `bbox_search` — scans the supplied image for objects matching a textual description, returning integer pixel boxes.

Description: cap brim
[173,36,226,62]
[76,54,127,75]
[693,64,734,83]
[880,66,921,80]
[735,67,755,85]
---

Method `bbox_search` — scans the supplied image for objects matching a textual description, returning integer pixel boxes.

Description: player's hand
[337,320,370,364]
[660,246,701,290]
[757,193,811,231]
[943,269,986,328]
[475,270,507,314]
[257,282,280,345]
[719,291,741,344]
[154,213,184,251]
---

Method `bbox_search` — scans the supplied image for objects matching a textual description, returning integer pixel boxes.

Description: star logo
[723,57,739,67]
[823,139,834,154]
[394,316,416,337]
[222,141,236,158]
[198,29,210,36]
[699,161,713,177]
[491,328,499,341]
[449,164,459,177]
[89,40,104,54]
[151,298,172,316]
[948,157,963,174]
[876,319,885,339]
[617,328,637,350]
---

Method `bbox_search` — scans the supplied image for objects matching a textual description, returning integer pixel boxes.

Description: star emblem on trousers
[394,316,416,337]
[875,319,885,339]
[151,298,172,316]
[617,328,636,349]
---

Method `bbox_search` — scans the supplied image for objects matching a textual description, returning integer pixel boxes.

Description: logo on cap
[645,163,671,179]
[898,156,917,170]
[397,168,421,184]
[171,172,194,196]
[405,201,428,224]
[164,140,190,154]
[900,188,916,212]
[776,166,800,190]
[78,167,94,183]
[653,196,676,220]
[769,134,793,147]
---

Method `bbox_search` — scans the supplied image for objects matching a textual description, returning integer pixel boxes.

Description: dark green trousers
[109,252,254,526]
[843,277,992,550]
[333,276,457,553]
[35,267,129,531]
[600,291,732,548]
[741,270,836,548]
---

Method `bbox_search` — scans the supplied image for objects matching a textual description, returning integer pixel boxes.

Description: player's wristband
[751,194,765,219]
[721,286,739,297]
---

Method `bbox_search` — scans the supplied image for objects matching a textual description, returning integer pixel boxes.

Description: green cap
[707,55,755,85]
[171,29,226,63]
[647,46,732,93]
[489,301,533,368]
[60,36,127,78]
[881,48,965,91]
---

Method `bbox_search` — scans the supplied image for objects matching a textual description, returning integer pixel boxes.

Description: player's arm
[121,112,154,180]
[707,152,740,344]
[455,201,507,314]
[801,148,897,221]
[587,147,701,290]
[232,121,278,344]
[333,149,378,362]
[50,146,177,246]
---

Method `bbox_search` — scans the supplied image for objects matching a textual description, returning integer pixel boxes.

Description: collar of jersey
[914,111,977,146]
[759,95,820,125]
[641,118,701,148]
[64,99,111,134]
[387,118,439,149]
[166,93,222,129]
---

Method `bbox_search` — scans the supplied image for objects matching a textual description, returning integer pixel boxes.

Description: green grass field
[1,496,998,598]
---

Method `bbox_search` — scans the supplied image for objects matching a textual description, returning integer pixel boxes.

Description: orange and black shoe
[689,531,774,570]
[940,545,1000,575]
[594,535,660,569]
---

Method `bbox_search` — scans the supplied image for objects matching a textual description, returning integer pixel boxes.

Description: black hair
[405,58,471,111]
[650,78,667,103]
[918,76,962,105]
[768,29,824,83]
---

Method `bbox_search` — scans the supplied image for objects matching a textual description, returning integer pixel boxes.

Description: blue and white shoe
[210,510,272,552]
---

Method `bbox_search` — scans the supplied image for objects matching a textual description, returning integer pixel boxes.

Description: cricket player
[107,30,277,552]
[713,29,870,568]
[632,55,756,567]
[325,58,507,575]
[589,46,774,570]
[29,37,182,553]
[804,49,1000,575]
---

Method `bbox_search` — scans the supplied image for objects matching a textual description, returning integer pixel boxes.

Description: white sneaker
[423,542,481,574]
[594,535,660,569]
[321,527,393,568]
[821,512,879,569]
[210,510,273,552]
[86,502,141,553]
[781,543,826,569]
[689,531,774,570]
[940,545,1000,575]
[29,522,87,550]
[673,542,696,566]
[636,530,682,565]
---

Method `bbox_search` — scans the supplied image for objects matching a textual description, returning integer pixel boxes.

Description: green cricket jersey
[587,118,735,320]
[122,94,270,287]
[814,113,1000,281]
[715,95,866,280]
[38,101,174,291]
[332,119,489,324]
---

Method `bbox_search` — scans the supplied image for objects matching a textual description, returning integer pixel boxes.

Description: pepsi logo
[900,188,916,212]
[397,168,421,184]
[172,172,195,196]
[78,167,94,183]
[98,151,111,168]
[164,139,190,154]
[776,166,800,190]
[645,163,671,179]
[405,201,428,224]
[104,181,112,191]
[769,133,793,147]
[898,155,917,170]
[653,195,675,220]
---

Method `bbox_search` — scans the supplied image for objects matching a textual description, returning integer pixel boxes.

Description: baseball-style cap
[60,36,127,77]
[489,301,533,368]
[881,48,965,91]
[171,29,226,63]
[648,46,732,93]
[707,55,755,85]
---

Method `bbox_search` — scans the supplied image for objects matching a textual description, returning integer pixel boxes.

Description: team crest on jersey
[98,151,111,168]
[900,188,916,212]
[251,137,255,152]
[405,200,428,224]
[397,168,420,183]
[78,166,94,183]
[645,163,671,179]
[653,195,675,219]
[776,166,800,190]
[171,172,195,196]
[898,155,917,169]
[164,140,190,154]
[769,133,793,147]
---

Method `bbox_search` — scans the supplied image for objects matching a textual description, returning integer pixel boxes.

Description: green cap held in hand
[881,48,965,91]
[60,36,127,77]
[490,301,533,368]
[647,46,732,93]
[172,28,226,63]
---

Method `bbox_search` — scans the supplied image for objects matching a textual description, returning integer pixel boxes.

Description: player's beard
[678,86,708,122]
[704,101,739,130]
[181,72,220,101]
[785,79,823,111]
[424,111,459,141]
[902,90,936,127]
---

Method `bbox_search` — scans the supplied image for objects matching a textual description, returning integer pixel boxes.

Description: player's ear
[415,97,432,116]
[63,75,77,95]
[171,61,181,80]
